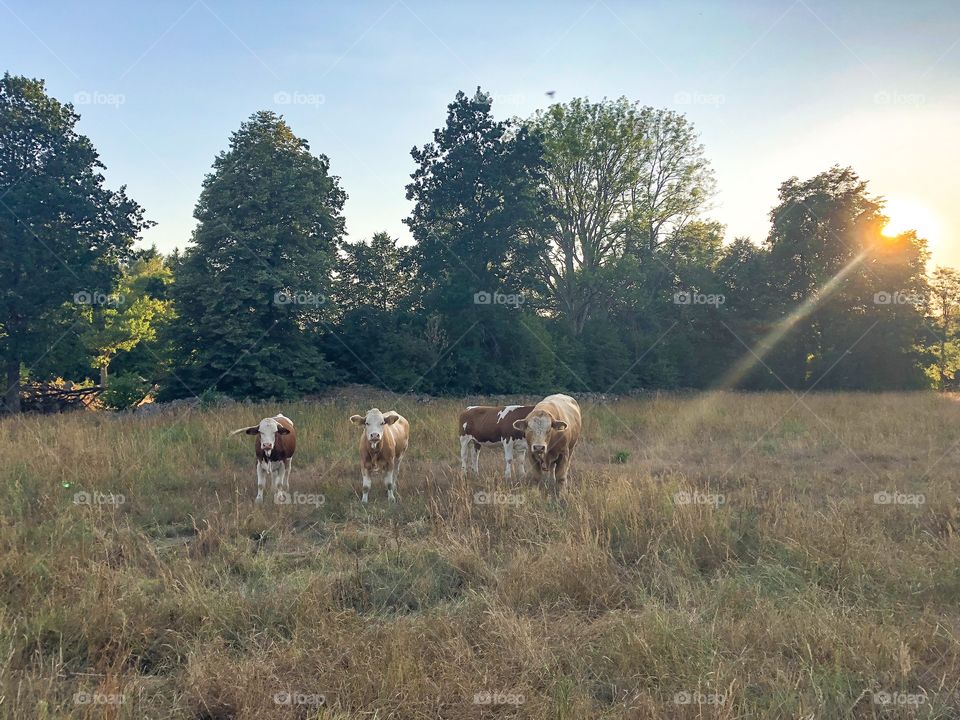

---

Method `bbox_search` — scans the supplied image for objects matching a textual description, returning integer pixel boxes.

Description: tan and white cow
[459,404,534,479]
[512,394,581,491]
[230,413,297,503]
[350,408,409,503]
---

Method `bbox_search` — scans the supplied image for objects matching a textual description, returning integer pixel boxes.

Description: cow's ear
[276,426,290,435]
[384,413,399,425]
[350,415,364,425]
[513,419,528,431]
[244,427,260,435]
[551,420,568,431]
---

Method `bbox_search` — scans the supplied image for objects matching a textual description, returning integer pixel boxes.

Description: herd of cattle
[230,394,582,503]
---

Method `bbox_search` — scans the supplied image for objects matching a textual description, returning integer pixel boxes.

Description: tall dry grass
[1,392,959,718]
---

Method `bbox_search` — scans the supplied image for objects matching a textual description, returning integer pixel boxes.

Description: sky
[3,0,959,265]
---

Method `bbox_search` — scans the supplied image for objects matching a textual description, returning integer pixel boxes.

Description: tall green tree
[531,99,714,335]
[925,266,960,388]
[80,250,174,387]
[165,111,345,399]
[761,167,928,389]
[0,74,150,412]
[405,89,553,393]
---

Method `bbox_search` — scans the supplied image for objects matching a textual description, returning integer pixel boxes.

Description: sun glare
[881,196,941,245]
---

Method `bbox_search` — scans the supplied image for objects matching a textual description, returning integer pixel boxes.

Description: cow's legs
[255,462,266,503]
[502,439,513,480]
[514,441,527,479]
[361,467,371,503]
[472,444,481,476]
[459,435,473,475]
[554,454,570,494]
[384,467,397,503]
[275,460,290,504]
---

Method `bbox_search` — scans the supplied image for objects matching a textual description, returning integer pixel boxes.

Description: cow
[512,394,581,492]
[459,404,534,480]
[230,414,296,504]
[350,408,409,503]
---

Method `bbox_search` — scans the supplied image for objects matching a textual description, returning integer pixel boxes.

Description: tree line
[1,73,957,412]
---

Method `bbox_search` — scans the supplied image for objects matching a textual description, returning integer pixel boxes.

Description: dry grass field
[2,391,960,719]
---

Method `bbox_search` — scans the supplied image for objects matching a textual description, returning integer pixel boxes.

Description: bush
[100,373,150,410]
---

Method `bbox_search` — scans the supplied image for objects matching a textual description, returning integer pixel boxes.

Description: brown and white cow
[459,404,534,480]
[230,413,296,503]
[350,408,409,503]
[512,394,581,491]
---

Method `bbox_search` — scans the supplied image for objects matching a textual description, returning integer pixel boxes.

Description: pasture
[1,391,959,719]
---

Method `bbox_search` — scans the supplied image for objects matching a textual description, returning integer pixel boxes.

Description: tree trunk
[100,364,109,388]
[4,357,20,414]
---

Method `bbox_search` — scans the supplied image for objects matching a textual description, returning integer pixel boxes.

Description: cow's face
[350,408,398,450]
[514,411,567,468]
[245,417,289,456]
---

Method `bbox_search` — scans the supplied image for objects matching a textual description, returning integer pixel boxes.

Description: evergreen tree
[164,111,345,399]
[405,89,553,393]
[0,74,150,412]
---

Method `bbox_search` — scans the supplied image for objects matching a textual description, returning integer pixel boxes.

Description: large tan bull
[513,394,581,492]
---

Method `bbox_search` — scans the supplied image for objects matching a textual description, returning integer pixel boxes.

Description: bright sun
[881,196,941,245]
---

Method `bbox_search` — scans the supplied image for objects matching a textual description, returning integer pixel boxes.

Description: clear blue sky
[3,0,958,264]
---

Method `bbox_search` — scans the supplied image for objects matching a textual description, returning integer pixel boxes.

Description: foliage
[2,81,952,402]
[162,111,346,400]
[99,372,151,410]
[0,73,151,412]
